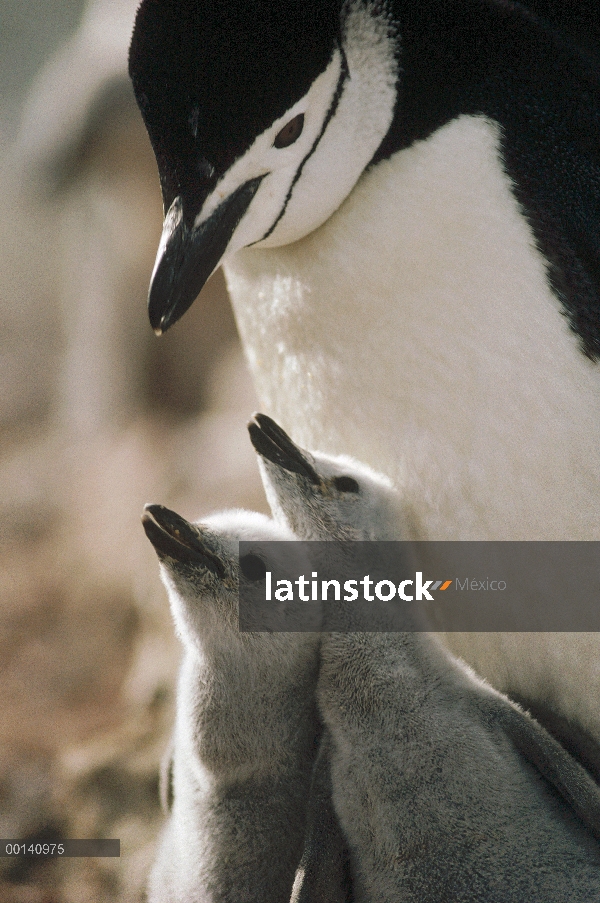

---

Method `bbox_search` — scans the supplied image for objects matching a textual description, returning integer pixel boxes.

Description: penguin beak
[148,175,265,334]
[248,413,321,484]
[142,504,225,576]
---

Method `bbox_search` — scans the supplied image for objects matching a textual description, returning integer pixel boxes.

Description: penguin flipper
[492,697,600,843]
[497,13,600,361]
[291,730,353,903]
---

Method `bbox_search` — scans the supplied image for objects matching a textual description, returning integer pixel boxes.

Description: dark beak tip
[141,503,226,578]
[148,283,177,335]
[141,508,169,557]
[247,420,262,448]
[141,505,157,529]
[143,502,167,519]
[148,175,265,335]
[252,412,278,430]
[247,413,321,484]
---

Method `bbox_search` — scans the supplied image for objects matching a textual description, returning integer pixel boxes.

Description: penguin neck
[322,630,462,727]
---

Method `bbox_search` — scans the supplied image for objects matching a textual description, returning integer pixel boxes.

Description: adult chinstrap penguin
[130,1,600,777]
[142,503,322,903]
[249,413,600,902]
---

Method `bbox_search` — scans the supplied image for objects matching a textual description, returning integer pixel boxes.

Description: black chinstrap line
[250,44,350,247]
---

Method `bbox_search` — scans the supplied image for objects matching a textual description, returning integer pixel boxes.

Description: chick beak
[142,503,225,577]
[248,413,321,484]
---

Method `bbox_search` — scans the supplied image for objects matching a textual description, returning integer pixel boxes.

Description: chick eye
[240,553,267,581]
[333,476,360,494]
[274,113,304,149]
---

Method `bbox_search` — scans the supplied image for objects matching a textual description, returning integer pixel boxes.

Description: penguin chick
[142,503,321,903]
[246,413,600,759]
[316,625,600,902]
[249,413,600,901]
[248,411,413,543]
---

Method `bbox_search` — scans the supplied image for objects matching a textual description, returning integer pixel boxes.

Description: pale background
[0,2,267,900]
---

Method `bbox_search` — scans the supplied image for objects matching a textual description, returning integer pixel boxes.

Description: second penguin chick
[142,504,321,903]
[249,413,600,903]
[248,411,410,543]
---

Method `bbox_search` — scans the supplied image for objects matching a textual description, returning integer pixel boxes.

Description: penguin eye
[273,113,304,149]
[333,476,360,494]
[240,553,267,582]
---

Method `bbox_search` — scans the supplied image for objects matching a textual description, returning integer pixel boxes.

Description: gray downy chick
[142,503,321,903]
[249,413,600,902]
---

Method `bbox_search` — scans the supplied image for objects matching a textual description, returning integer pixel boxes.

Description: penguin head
[129,0,398,332]
[142,502,319,644]
[248,412,405,541]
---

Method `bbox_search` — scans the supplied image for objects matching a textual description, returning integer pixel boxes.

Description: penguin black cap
[129,0,340,180]
[129,0,341,332]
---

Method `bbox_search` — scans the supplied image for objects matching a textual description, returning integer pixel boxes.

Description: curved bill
[142,503,225,576]
[148,175,265,334]
[248,413,321,484]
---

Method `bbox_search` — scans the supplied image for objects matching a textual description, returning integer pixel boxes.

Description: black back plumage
[371,0,600,359]
[518,0,600,67]
[129,0,600,357]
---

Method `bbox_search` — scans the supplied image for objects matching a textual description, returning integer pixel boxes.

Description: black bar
[238,541,600,632]
[0,840,120,857]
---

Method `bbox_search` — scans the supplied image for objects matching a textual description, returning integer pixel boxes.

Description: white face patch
[264,0,398,248]
[193,51,344,248]
[192,1,398,258]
